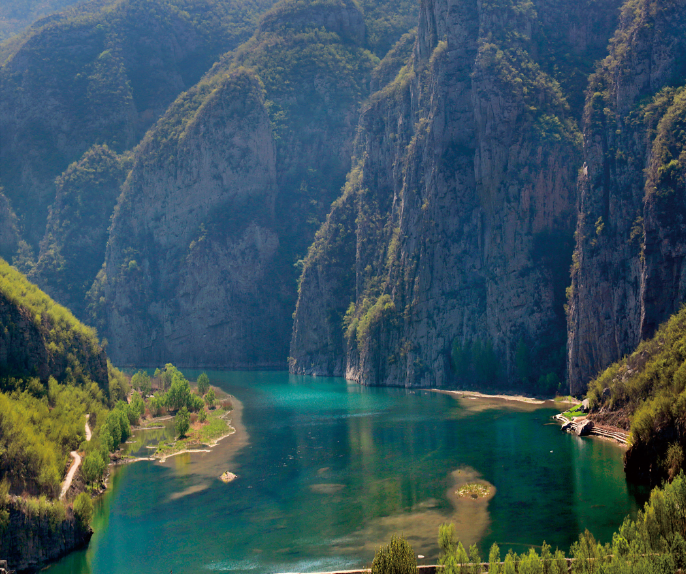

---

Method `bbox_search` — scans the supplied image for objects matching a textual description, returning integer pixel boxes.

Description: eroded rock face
[99,0,384,369]
[567,0,686,394]
[0,0,277,249]
[0,291,108,390]
[291,0,620,388]
[0,192,19,262]
[32,145,131,322]
[0,497,92,572]
[99,70,283,368]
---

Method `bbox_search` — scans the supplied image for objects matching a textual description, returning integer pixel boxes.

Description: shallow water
[46,372,643,574]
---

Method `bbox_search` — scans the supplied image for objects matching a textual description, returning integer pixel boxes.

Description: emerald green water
[46,372,643,574]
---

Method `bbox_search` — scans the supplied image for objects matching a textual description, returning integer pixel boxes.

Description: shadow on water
[45,372,641,574]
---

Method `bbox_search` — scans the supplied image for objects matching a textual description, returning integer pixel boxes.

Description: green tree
[451,339,471,378]
[131,370,151,395]
[147,394,162,417]
[198,409,207,423]
[439,522,457,559]
[175,407,190,438]
[515,338,532,386]
[131,392,145,420]
[371,535,417,574]
[81,451,106,484]
[472,338,500,384]
[190,394,205,412]
[165,373,192,412]
[489,543,501,574]
[73,492,93,526]
[197,373,210,396]
[205,388,216,409]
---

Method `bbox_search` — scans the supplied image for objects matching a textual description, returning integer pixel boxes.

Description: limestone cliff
[0,0,278,249]
[32,145,131,322]
[567,0,686,394]
[0,496,91,573]
[97,0,413,369]
[291,0,621,389]
[0,192,19,263]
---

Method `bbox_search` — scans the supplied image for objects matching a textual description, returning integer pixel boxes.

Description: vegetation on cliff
[290,0,600,390]
[0,0,281,251]
[567,0,686,393]
[588,305,686,484]
[0,259,131,498]
[31,145,132,321]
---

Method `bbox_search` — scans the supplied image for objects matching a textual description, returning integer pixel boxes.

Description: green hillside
[588,305,686,485]
[0,259,127,497]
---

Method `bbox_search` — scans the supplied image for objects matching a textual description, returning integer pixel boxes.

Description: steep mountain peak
[259,0,366,44]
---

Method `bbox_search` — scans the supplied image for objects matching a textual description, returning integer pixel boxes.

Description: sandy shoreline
[156,429,236,462]
[432,389,555,405]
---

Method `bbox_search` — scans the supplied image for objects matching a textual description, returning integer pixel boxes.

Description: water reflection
[45,373,639,574]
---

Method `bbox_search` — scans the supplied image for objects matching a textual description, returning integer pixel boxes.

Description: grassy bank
[153,404,234,460]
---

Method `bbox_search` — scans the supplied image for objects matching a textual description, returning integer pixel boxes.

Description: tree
[197,372,210,396]
[82,451,106,484]
[371,535,417,574]
[489,544,501,574]
[131,391,145,419]
[198,409,207,423]
[165,374,191,411]
[205,388,216,409]
[73,492,93,526]
[148,395,162,417]
[175,406,190,438]
[131,370,151,395]
[190,394,204,412]
[515,338,532,386]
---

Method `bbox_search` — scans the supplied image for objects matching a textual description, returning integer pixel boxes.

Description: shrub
[205,388,216,409]
[198,409,207,423]
[82,452,106,484]
[197,373,210,396]
[175,407,190,438]
[73,492,93,526]
[371,535,417,574]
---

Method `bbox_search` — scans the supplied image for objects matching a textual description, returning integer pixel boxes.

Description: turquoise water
[46,372,643,574]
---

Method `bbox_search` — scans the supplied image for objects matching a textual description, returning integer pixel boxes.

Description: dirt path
[59,414,92,500]
[60,451,81,500]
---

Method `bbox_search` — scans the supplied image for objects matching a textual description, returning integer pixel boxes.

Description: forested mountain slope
[290,0,621,389]
[32,146,132,321]
[0,0,280,252]
[95,0,418,368]
[587,305,686,485]
[0,0,82,43]
[568,0,686,394]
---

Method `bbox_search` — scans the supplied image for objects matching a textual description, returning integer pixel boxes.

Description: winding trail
[59,414,91,500]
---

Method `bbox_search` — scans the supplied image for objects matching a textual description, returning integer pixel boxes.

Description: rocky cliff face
[0,260,109,391]
[97,69,281,367]
[291,0,621,389]
[97,0,409,369]
[0,192,19,263]
[31,145,131,322]
[567,0,686,394]
[0,0,278,250]
[0,497,91,572]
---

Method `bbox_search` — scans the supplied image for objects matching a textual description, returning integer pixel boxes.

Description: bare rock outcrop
[291,0,621,388]
[0,497,92,573]
[567,0,686,394]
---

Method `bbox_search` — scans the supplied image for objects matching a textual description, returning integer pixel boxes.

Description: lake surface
[46,372,643,574]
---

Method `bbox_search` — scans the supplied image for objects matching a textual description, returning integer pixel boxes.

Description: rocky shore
[0,497,91,573]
